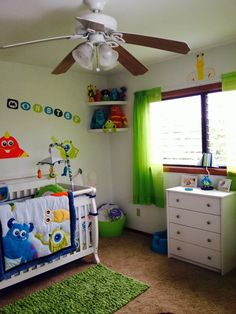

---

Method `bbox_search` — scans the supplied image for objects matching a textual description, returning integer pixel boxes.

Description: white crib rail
[0,178,99,290]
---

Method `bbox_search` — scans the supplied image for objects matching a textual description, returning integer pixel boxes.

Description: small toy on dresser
[200,175,214,190]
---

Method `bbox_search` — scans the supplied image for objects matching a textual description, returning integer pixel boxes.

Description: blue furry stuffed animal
[3,218,38,270]
[90,108,107,129]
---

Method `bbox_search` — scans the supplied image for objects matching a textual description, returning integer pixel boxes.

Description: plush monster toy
[102,120,117,133]
[90,108,107,129]
[108,105,128,128]
[87,84,96,102]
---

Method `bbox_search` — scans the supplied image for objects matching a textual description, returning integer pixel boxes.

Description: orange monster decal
[0,131,29,159]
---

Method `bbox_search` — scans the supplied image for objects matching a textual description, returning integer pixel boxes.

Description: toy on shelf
[101,89,110,101]
[94,89,102,102]
[108,105,128,128]
[87,84,96,102]
[110,88,119,101]
[90,108,107,129]
[102,120,117,133]
[87,86,127,102]
[119,86,127,101]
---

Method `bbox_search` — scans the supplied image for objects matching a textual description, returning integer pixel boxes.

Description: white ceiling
[0,0,236,75]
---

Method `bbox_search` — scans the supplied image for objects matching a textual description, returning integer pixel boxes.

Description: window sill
[163,166,227,176]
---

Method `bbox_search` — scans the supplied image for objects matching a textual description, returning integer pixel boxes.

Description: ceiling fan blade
[113,45,148,76]
[121,32,190,54]
[0,35,83,49]
[51,50,76,75]
[76,17,105,32]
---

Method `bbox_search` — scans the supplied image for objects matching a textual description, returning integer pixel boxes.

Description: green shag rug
[0,264,149,314]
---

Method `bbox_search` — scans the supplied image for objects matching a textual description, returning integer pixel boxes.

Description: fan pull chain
[95,46,100,72]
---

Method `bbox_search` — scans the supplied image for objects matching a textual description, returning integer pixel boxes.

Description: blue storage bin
[151,230,167,255]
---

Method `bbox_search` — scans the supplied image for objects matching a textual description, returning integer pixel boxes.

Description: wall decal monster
[0,131,29,159]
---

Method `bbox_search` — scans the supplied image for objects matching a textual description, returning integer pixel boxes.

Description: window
[150,95,202,165]
[208,90,236,166]
[149,84,236,167]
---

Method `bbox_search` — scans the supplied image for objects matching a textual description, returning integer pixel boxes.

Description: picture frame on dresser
[181,174,197,188]
[217,179,232,192]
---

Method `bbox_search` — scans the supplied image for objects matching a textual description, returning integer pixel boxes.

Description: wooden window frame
[161,82,226,175]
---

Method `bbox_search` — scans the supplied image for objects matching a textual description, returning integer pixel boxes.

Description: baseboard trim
[124,227,152,237]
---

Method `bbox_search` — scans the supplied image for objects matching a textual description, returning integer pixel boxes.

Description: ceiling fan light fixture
[72,42,94,70]
[84,0,106,12]
[98,43,118,68]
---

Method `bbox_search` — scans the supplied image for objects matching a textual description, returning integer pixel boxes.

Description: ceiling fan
[0,0,190,76]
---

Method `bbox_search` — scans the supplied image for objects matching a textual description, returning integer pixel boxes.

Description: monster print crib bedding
[0,177,99,290]
[0,192,76,280]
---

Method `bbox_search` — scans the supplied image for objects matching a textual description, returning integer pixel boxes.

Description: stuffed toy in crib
[108,105,128,128]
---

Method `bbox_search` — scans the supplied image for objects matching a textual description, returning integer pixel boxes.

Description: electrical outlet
[136,208,141,216]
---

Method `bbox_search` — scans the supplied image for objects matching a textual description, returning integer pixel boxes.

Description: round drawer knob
[206,221,211,225]
[207,256,212,260]
[176,199,180,202]
[177,247,181,251]
[176,215,180,219]
[207,238,212,242]
[206,203,211,207]
[177,231,180,235]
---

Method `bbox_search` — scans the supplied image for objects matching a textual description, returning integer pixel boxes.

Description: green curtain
[221,71,236,190]
[222,71,236,91]
[133,87,165,208]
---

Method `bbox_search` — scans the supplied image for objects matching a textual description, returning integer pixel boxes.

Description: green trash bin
[99,215,126,237]
[98,203,126,237]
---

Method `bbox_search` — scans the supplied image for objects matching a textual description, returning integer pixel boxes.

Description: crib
[0,176,99,290]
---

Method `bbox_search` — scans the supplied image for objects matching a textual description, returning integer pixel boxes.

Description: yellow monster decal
[35,228,69,253]
[51,137,79,160]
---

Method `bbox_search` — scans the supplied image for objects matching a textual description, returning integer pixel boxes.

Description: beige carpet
[1,229,236,313]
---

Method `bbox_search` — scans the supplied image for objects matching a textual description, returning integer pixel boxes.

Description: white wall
[107,42,236,233]
[0,61,112,205]
[1,42,236,234]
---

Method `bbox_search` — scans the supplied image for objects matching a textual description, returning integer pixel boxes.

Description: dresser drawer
[169,239,221,269]
[169,207,221,233]
[169,223,221,251]
[168,192,220,215]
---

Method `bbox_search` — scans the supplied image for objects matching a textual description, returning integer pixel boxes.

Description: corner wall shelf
[87,100,129,133]
[87,101,128,106]
[88,128,129,133]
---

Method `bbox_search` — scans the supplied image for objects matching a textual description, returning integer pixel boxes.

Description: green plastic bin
[99,216,126,237]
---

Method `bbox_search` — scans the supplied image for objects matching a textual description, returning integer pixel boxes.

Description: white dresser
[166,186,236,274]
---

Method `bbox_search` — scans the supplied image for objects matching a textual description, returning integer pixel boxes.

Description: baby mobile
[37,138,79,191]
